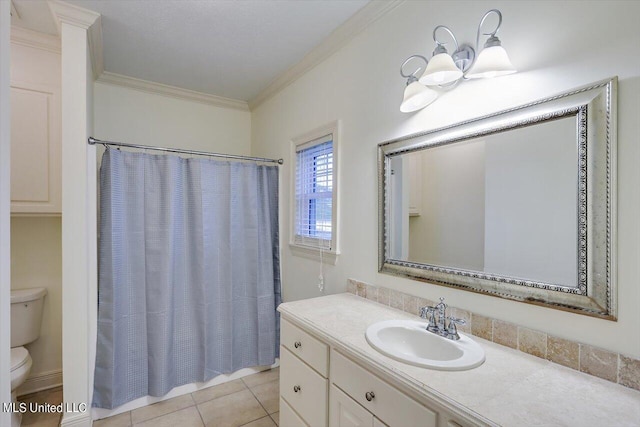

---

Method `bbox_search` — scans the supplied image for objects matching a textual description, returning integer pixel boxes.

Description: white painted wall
[251,0,640,358]
[0,1,13,424]
[11,217,62,389]
[93,82,251,156]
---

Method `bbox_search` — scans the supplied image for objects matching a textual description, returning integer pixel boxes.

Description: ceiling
[11,0,369,102]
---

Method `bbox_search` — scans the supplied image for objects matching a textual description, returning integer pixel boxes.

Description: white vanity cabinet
[280,318,471,427]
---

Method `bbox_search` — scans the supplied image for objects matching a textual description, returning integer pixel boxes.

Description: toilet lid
[10,347,29,371]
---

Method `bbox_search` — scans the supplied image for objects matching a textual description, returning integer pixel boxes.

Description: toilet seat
[10,347,29,372]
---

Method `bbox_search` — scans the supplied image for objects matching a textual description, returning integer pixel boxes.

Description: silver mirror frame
[378,77,617,319]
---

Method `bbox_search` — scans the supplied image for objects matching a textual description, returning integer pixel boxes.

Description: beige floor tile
[241,415,276,427]
[192,379,247,404]
[133,406,203,427]
[19,386,63,405]
[197,389,267,427]
[20,411,61,427]
[241,368,279,388]
[250,379,279,414]
[94,411,132,427]
[131,393,195,424]
[270,412,279,426]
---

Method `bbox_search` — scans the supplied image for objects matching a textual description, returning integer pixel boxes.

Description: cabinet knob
[365,391,375,401]
[294,341,302,349]
[293,385,301,393]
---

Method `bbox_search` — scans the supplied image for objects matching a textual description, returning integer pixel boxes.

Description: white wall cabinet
[10,30,62,216]
[10,81,61,215]
[280,318,472,427]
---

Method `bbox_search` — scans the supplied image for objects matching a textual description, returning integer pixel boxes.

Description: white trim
[48,0,102,79]
[96,71,250,111]
[10,26,60,53]
[290,120,341,258]
[289,244,339,265]
[60,413,92,427]
[16,369,63,396]
[248,0,404,110]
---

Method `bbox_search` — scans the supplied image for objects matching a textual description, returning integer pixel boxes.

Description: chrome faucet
[419,297,466,341]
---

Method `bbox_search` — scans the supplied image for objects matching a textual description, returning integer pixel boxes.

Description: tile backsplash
[347,278,640,392]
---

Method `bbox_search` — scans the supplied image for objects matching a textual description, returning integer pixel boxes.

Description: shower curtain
[93,148,281,409]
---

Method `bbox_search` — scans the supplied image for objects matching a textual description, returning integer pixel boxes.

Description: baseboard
[60,412,92,427]
[16,369,63,396]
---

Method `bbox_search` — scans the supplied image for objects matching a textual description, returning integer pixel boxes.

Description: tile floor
[17,386,64,427]
[16,367,280,427]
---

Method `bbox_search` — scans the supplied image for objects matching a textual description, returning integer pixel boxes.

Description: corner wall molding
[97,71,250,112]
[10,25,61,53]
[48,0,103,79]
[248,0,405,110]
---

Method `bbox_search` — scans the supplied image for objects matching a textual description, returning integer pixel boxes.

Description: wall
[11,218,62,389]
[251,1,640,358]
[93,82,251,156]
[10,32,63,393]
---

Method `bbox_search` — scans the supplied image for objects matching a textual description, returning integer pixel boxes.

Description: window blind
[294,134,333,250]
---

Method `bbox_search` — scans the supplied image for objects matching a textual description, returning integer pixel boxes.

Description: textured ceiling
[11,0,369,101]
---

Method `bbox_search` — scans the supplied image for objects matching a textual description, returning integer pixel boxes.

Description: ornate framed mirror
[378,77,617,319]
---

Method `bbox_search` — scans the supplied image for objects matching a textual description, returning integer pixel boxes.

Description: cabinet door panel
[11,87,50,202]
[330,385,373,427]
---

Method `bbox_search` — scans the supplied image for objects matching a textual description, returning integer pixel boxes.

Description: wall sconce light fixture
[400,9,516,113]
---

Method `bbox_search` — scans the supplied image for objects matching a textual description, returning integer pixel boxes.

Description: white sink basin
[365,320,485,371]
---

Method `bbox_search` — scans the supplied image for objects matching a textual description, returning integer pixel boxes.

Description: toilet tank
[10,288,47,347]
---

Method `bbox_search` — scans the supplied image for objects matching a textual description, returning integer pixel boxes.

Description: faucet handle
[420,306,438,332]
[446,317,466,340]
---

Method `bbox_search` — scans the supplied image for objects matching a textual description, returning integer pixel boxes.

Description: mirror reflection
[387,116,579,288]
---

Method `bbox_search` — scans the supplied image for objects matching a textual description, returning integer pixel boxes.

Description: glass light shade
[419,53,463,86]
[400,81,438,113]
[466,45,516,79]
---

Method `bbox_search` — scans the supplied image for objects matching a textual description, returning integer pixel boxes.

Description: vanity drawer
[282,318,329,377]
[281,346,328,426]
[331,350,437,427]
[280,396,309,427]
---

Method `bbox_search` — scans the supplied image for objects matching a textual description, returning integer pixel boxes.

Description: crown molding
[97,71,250,112]
[248,0,404,110]
[48,0,103,79]
[10,25,61,53]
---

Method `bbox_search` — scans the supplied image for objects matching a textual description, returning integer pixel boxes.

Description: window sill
[289,243,339,265]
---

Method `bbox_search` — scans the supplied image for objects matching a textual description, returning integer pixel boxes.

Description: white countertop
[278,293,640,427]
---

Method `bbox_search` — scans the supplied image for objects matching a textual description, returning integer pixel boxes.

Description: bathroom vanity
[278,293,640,427]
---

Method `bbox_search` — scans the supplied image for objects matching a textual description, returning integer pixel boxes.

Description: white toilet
[10,287,47,427]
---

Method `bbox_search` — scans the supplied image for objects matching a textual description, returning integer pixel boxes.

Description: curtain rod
[88,137,284,165]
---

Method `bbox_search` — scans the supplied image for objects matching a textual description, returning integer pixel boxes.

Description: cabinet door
[330,385,373,427]
[10,83,61,214]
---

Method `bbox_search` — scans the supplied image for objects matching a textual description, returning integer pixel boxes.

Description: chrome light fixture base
[398,9,515,113]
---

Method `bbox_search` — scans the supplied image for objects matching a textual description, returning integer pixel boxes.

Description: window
[291,122,339,258]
